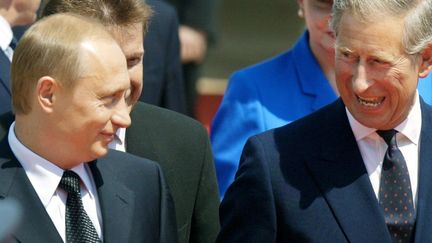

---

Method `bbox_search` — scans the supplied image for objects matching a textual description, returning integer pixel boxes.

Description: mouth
[356,95,385,108]
[100,132,115,144]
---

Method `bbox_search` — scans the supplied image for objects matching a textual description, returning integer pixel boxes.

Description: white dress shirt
[0,15,14,61]
[8,123,104,242]
[346,93,421,208]
[108,127,126,152]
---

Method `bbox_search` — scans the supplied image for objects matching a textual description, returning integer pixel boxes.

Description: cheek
[336,61,353,78]
[129,68,143,91]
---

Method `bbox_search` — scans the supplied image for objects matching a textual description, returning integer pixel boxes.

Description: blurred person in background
[0,0,41,114]
[211,0,432,198]
[139,0,187,114]
[166,0,219,117]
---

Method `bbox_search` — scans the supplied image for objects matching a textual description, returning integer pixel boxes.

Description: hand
[179,25,208,64]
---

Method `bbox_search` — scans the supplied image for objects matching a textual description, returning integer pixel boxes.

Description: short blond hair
[42,0,153,32]
[11,13,115,115]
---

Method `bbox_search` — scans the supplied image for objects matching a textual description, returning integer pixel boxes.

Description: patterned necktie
[377,130,415,243]
[59,170,100,243]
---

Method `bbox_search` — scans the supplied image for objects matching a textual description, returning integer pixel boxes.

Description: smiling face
[335,12,423,130]
[51,39,131,166]
[109,23,144,112]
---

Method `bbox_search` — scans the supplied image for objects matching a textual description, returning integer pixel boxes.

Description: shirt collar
[108,127,126,152]
[8,122,97,207]
[0,15,13,51]
[347,91,422,144]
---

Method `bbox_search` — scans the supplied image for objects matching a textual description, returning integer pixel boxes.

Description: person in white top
[0,13,177,243]
[0,0,40,114]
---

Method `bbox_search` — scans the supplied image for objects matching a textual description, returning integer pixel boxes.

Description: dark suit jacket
[217,98,432,243]
[0,134,177,243]
[141,0,187,114]
[0,51,12,114]
[127,102,220,243]
[0,102,220,243]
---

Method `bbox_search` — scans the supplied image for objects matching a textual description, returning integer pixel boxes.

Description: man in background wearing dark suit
[218,0,432,242]
[9,0,220,242]
[0,0,40,114]
[141,0,187,114]
[1,13,176,242]
[167,0,219,116]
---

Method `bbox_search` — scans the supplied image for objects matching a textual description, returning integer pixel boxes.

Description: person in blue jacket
[211,0,432,198]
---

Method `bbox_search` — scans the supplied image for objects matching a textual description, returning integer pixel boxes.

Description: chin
[90,146,110,161]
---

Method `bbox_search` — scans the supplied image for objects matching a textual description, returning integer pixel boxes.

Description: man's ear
[36,76,58,113]
[419,44,432,78]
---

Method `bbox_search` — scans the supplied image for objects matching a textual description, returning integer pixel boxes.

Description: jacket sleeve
[189,132,220,243]
[211,70,267,198]
[216,136,277,242]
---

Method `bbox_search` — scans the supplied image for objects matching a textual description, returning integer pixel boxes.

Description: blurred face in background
[10,0,41,26]
[297,0,335,63]
[109,22,144,112]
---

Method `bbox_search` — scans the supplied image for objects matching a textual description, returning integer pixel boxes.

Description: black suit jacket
[0,134,177,243]
[218,98,432,243]
[0,102,220,243]
[141,0,187,114]
[127,102,220,243]
[0,51,12,114]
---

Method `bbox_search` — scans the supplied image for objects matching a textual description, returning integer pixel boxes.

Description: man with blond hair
[0,0,220,242]
[0,0,41,114]
[0,13,177,242]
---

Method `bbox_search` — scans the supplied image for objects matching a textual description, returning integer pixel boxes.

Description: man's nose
[352,62,374,93]
[112,98,132,129]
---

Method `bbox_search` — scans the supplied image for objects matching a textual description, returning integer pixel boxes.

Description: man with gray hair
[217,0,432,242]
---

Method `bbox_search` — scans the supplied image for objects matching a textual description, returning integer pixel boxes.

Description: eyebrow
[336,46,354,54]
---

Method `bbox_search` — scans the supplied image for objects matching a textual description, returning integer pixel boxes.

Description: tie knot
[59,170,81,195]
[9,37,17,50]
[377,129,397,146]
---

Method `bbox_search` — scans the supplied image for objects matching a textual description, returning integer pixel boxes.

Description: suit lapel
[293,31,337,111]
[126,104,160,161]
[304,100,392,243]
[89,160,135,243]
[0,138,63,243]
[413,99,432,243]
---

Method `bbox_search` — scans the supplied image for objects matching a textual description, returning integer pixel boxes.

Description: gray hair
[331,0,432,55]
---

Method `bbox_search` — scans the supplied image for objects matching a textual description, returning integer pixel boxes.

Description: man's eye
[341,51,352,58]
